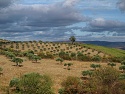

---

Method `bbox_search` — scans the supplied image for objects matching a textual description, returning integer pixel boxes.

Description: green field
[82,43,125,57]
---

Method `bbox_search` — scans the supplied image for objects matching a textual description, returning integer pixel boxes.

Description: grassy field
[83,43,125,57]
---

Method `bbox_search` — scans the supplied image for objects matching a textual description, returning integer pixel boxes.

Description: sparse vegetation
[56,58,64,64]
[107,62,116,68]
[64,63,73,70]
[90,64,101,70]
[32,55,41,63]
[0,39,125,93]
[82,70,93,77]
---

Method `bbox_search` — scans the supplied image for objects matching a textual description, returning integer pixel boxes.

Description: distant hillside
[0,39,10,42]
[1,40,125,62]
[82,43,125,57]
[79,41,125,50]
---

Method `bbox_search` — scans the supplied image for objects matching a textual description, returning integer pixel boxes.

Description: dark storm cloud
[21,4,88,27]
[117,0,125,11]
[0,0,13,8]
[89,18,125,28]
[0,0,90,41]
[0,0,88,29]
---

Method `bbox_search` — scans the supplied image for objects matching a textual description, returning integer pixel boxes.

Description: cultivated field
[0,40,125,93]
[1,41,107,57]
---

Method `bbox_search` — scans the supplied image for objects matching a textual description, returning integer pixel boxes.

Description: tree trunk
[16,62,18,66]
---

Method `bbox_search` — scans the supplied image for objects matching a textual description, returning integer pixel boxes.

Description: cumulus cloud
[83,18,125,32]
[0,0,124,42]
[0,0,88,29]
[0,0,88,41]
[117,0,125,11]
[89,18,125,28]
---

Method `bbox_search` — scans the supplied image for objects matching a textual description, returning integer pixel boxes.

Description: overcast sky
[0,0,125,42]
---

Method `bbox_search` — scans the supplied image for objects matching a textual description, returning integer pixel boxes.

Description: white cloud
[63,0,80,7]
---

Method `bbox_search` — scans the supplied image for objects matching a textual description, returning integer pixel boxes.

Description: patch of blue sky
[66,22,86,28]
[82,8,125,22]
[16,0,63,5]
[79,0,118,9]
[73,30,91,36]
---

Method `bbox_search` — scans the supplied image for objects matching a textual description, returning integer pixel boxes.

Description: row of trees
[59,51,102,62]
[0,49,42,67]
[24,50,41,63]
[2,51,24,66]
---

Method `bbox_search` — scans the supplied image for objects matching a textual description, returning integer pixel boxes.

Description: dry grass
[0,55,121,93]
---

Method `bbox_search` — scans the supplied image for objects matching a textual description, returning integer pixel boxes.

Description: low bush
[9,73,54,94]
[59,51,71,60]
[91,55,101,62]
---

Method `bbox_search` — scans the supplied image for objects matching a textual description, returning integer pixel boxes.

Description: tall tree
[69,36,76,44]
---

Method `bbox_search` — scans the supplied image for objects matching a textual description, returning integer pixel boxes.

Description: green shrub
[91,55,101,62]
[91,67,121,94]
[45,52,54,59]
[90,64,101,70]
[60,76,82,94]
[38,52,46,58]
[77,52,90,61]
[64,63,73,70]
[9,73,54,94]
[56,58,64,64]
[70,52,76,60]
[119,65,125,73]
[119,74,125,80]
[9,78,20,91]
[59,51,71,60]
[107,62,116,68]
[82,70,93,77]
[121,60,125,65]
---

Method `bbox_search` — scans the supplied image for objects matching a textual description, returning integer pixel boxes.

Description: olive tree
[32,55,41,63]
[64,63,73,70]
[107,62,116,68]
[12,57,23,66]
[82,70,93,77]
[90,64,101,70]
[56,58,64,64]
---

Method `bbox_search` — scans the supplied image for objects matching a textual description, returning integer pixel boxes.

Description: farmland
[0,40,125,94]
